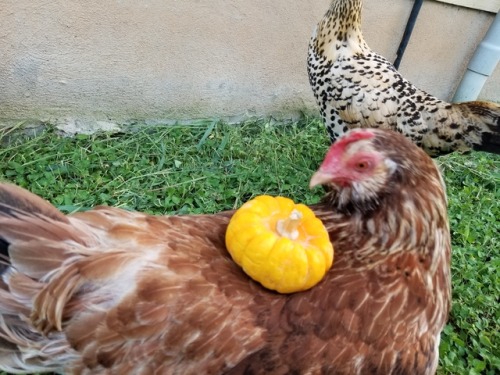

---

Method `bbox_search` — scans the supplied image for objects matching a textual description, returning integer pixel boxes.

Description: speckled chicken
[308,0,500,156]
[0,129,450,374]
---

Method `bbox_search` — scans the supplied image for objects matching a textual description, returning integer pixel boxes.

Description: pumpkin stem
[276,209,303,240]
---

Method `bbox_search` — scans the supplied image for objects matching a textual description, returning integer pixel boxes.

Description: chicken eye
[356,161,370,171]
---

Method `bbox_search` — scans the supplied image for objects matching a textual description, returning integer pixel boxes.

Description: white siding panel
[436,0,500,13]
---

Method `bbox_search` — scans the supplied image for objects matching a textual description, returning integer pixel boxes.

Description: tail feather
[474,114,500,153]
[475,131,500,154]
[0,183,89,373]
[3,272,40,303]
[0,183,149,373]
[463,101,500,154]
[0,183,91,278]
[0,183,69,223]
[0,238,9,275]
[9,242,77,280]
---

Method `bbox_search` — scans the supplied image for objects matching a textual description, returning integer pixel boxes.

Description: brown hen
[0,129,451,374]
[308,0,500,156]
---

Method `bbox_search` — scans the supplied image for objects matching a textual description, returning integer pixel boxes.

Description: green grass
[0,119,498,374]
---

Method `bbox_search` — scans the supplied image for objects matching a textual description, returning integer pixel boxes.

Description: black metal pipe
[394,0,424,69]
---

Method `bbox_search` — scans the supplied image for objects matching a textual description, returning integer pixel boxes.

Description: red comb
[321,129,375,167]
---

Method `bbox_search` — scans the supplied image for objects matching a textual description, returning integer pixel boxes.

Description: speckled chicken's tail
[461,101,500,154]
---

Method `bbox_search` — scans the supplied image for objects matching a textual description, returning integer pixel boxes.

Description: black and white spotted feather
[308,0,500,156]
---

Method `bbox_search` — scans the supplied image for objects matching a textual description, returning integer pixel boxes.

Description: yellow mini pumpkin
[225,195,333,293]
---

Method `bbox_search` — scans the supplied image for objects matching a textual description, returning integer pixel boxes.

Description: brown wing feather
[57,214,268,374]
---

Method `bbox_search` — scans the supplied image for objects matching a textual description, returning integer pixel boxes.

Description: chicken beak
[309,170,333,189]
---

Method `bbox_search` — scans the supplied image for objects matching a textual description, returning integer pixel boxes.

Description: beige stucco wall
[0,0,498,132]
